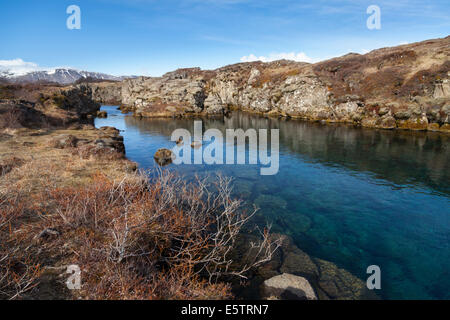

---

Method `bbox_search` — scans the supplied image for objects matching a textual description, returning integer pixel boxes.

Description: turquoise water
[96,106,450,300]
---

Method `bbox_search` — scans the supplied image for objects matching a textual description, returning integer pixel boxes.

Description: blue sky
[1,0,449,76]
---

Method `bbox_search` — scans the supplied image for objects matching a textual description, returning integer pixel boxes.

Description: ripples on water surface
[96,106,450,300]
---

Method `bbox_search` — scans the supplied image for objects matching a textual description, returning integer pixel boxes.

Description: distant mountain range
[0,68,132,84]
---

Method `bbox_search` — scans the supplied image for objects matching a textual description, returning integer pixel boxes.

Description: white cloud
[240,52,314,63]
[0,58,66,77]
[0,58,42,76]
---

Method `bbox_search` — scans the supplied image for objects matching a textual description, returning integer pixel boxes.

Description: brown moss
[440,123,450,133]
[396,118,428,131]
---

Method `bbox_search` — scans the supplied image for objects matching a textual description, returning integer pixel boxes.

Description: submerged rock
[253,234,378,300]
[232,179,254,199]
[280,240,318,278]
[313,258,372,300]
[175,137,184,146]
[254,194,287,210]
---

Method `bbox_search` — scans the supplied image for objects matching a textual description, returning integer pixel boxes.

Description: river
[96,106,450,300]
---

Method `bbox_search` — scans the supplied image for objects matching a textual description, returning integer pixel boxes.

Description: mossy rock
[49,134,78,149]
[440,123,450,132]
[290,213,312,233]
[427,123,440,131]
[396,117,428,130]
[314,258,378,300]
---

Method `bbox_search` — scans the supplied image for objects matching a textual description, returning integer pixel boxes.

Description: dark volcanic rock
[232,234,379,300]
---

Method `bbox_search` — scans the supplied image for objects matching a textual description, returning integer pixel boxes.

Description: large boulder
[262,273,317,300]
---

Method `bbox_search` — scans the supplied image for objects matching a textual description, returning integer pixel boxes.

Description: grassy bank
[0,127,278,300]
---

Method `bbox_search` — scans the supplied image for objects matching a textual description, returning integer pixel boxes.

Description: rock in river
[154,148,175,166]
[96,111,108,118]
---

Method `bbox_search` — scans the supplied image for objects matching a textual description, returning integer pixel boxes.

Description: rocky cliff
[101,36,450,132]
[89,81,122,105]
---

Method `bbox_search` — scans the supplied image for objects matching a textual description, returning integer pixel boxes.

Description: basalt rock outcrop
[0,83,101,129]
[74,126,126,160]
[113,36,449,132]
[89,81,122,105]
[121,71,211,117]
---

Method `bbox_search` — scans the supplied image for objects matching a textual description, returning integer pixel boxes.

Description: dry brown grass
[0,129,280,300]
[313,36,450,103]
[1,169,279,300]
[0,193,42,300]
[0,128,133,186]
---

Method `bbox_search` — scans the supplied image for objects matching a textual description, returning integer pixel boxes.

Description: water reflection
[123,111,450,195]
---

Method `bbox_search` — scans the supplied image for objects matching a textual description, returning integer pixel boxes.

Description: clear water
[96,106,450,300]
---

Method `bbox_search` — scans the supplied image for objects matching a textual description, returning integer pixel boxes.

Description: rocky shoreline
[87,36,449,133]
[7,37,448,299]
[0,82,379,300]
[234,234,378,300]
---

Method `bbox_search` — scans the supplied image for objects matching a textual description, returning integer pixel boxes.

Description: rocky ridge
[91,36,449,132]
[0,68,123,85]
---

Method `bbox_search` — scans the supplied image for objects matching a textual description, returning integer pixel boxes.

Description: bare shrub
[0,157,24,176]
[0,109,24,129]
[39,169,281,299]
[0,193,41,300]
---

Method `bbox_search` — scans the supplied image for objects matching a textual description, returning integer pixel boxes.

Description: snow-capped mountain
[0,68,124,84]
